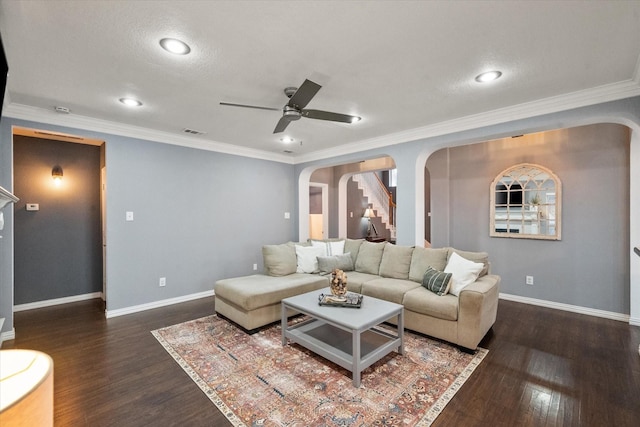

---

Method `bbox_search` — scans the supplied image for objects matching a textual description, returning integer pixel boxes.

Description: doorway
[309,182,328,240]
[12,127,105,308]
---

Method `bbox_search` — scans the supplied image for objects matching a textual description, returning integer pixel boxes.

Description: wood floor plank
[3,297,640,426]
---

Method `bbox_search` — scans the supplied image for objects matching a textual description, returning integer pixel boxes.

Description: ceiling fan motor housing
[283,105,302,121]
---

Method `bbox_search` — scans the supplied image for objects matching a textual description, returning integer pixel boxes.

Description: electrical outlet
[159,277,166,287]
[284,212,290,219]
[253,263,258,271]
[526,275,534,285]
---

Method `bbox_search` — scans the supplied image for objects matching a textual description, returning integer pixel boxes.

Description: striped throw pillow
[422,267,452,296]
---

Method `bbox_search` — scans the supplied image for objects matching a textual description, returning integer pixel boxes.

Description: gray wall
[13,136,102,304]
[104,133,296,312]
[427,124,630,313]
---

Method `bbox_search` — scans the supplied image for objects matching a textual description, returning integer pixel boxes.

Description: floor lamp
[363,207,378,237]
[0,349,54,426]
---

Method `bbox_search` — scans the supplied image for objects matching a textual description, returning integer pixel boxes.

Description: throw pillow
[422,267,452,296]
[310,239,346,256]
[295,245,326,274]
[262,243,297,277]
[444,252,484,296]
[317,253,354,273]
[447,248,490,276]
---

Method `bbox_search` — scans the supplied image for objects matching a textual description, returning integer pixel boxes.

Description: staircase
[352,173,396,237]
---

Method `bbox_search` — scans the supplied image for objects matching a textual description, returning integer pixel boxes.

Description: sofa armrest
[456,274,500,350]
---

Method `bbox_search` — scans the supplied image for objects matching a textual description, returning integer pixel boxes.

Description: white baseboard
[0,328,16,347]
[499,293,631,323]
[13,292,104,312]
[105,290,215,319]
[630,316,640,326]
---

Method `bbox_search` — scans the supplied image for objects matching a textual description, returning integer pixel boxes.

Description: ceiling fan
[220,79,361,134]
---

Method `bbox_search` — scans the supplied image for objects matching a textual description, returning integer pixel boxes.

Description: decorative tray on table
[318,292,363,308]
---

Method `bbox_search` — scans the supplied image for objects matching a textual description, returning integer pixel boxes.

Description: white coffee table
[281,288,404,387]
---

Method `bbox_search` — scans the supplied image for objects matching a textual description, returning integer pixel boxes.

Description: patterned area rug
[152,315,487,426]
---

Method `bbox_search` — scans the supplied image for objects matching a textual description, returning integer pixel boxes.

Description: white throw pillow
[295,245,326,273]
[444,252,484,296]
[310,240,345,256]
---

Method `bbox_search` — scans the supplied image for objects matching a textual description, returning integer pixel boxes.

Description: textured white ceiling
[1,1,639,160]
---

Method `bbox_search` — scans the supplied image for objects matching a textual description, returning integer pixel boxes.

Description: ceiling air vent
[182,128,206,136]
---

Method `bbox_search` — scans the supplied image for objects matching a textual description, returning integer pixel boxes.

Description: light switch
[284,212,290,219]
[126,211,134,221]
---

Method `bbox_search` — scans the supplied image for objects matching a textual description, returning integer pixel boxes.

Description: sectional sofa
[214,239,500,351]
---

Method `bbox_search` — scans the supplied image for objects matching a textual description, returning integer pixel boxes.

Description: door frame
[309,182,329,239]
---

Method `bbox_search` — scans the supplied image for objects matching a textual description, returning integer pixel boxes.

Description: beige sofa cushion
[402,287,459,321]
[344,271,381,294]
[361,277,422,304]
[215,273,328,311]
[355,241,386,274]
[379,244,414,279]
[262,243,297,276]
[408,247,449,283]
[344,238,364,265]
[448,248,490,276]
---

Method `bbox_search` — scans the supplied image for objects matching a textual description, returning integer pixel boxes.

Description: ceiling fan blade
[287,79,321,109]
[302,109,361,123]
[220,102,280,111]
[273,116,291,133]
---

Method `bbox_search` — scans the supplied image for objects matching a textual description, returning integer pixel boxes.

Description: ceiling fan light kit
[220,78,361,135]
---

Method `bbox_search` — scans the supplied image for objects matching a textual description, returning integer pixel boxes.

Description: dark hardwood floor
[4,297,640,426]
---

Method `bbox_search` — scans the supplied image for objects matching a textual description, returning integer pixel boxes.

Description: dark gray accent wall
[309,188,322,214]
[13,136,102,304]
[427,123,630,313]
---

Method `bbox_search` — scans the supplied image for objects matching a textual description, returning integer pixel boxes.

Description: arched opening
[298,156,396,241]
[418,123,637,322]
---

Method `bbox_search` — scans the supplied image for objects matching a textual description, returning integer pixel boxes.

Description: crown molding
[294,78,640,164]
[2,103,294,164]
[4,78,640,166]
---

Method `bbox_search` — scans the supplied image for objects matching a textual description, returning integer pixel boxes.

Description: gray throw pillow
[422,267,452,296]
[317,252,354,273]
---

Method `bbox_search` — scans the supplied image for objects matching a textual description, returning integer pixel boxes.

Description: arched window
[490,163,561,240]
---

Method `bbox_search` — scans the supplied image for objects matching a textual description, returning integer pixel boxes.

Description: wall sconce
[51,165,63,185]
[363,207,378,237]
[0,349,54,426]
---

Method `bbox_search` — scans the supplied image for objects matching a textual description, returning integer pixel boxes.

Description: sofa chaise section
[214,273,328,331]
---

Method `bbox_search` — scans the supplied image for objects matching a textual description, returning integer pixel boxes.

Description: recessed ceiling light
[280,137,295,143]
[159,38,191,55]
[119,97,142,107]
[475,70,503,83]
